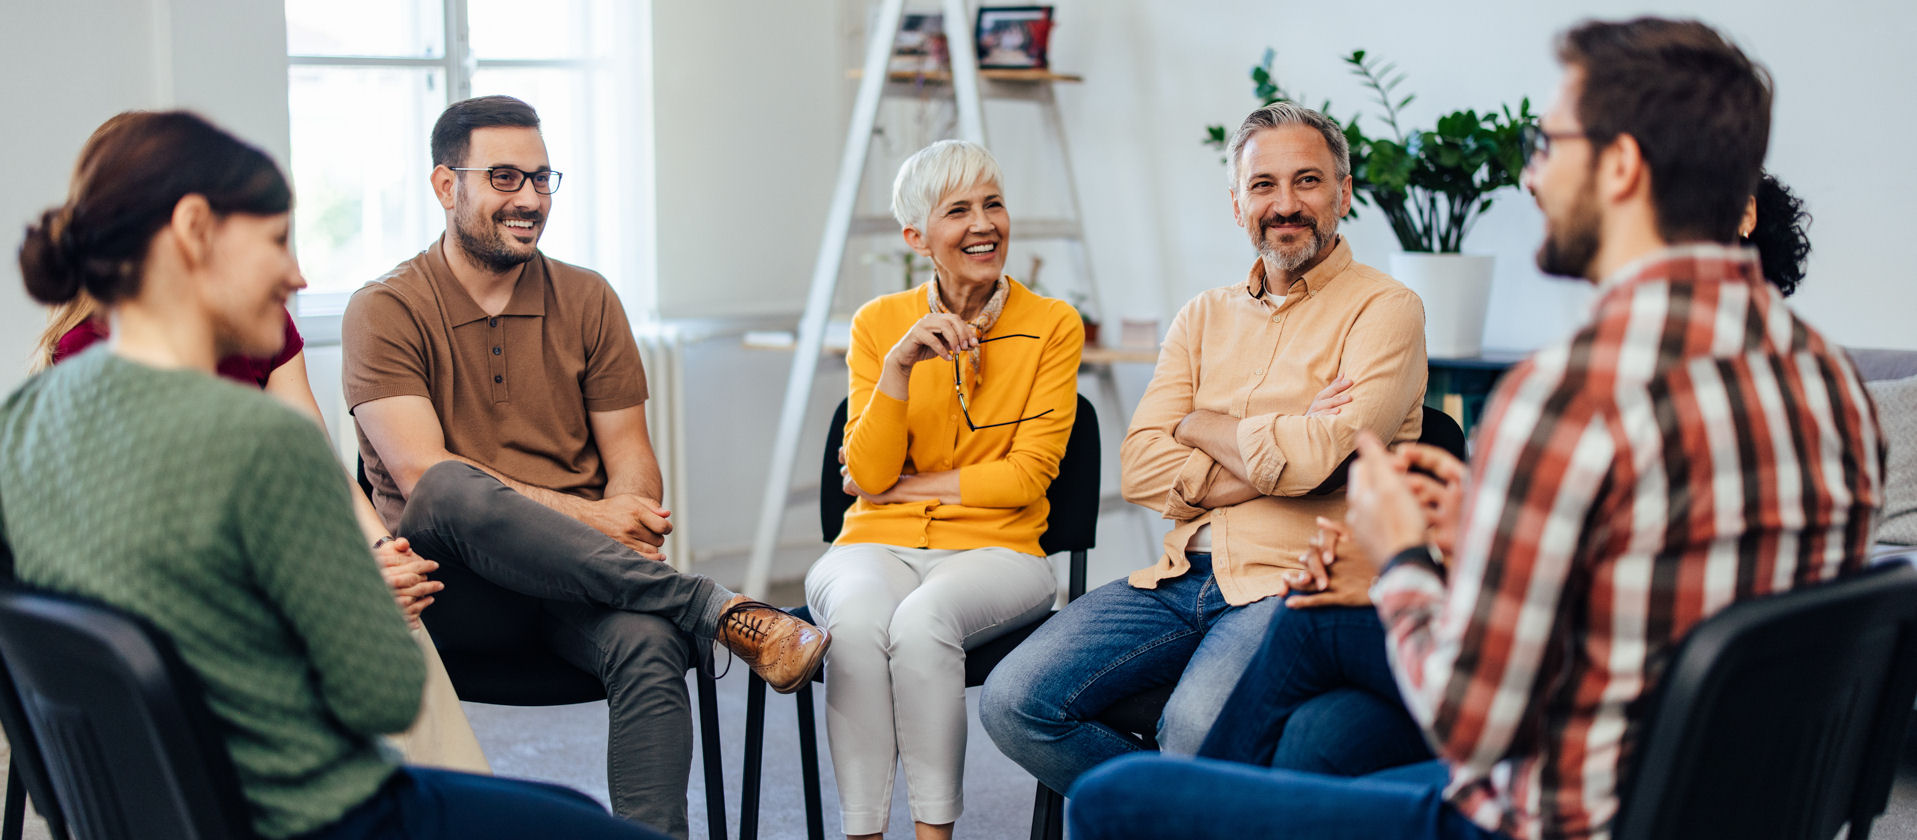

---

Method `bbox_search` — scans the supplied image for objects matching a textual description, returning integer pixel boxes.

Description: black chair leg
[740,674,768,840]
[3,767,23,840]
[697,669,728,840]
[795,683,825,840]
[1030,783,1064,840]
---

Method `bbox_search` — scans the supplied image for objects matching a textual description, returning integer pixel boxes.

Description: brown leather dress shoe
[716,597,830,693]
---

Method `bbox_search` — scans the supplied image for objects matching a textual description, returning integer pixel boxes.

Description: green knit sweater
[0,350,425,839]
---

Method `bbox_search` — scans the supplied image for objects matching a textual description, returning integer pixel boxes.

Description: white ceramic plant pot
[1390,252,1496,359]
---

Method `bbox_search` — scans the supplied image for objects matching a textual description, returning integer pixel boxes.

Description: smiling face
[200,211,306,359]
[904,179,1010,294]
[1231,124,1351,279]
[442,125,551,272]
[1526,68,1603,281]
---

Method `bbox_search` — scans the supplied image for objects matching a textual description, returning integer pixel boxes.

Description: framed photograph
[975,5,1054,70]
[890,13,950,75]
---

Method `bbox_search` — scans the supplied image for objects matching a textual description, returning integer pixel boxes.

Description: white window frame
[285,0,625,339]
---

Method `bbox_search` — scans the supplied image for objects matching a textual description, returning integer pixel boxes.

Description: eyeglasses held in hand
[955,333,1055,431]
[449,166,564,195]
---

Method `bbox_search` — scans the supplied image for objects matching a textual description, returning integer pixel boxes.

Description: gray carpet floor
[8,675,1917,839]
[464,672,1045,840]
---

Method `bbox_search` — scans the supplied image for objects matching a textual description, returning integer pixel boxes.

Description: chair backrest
[819,395,1100,594]
[0,587,254,840]
[1417,404,1468,462]
[1613,556,1917,840]
[0,636,73,840]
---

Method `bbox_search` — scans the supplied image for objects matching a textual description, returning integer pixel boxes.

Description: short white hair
[890,140,1006,234]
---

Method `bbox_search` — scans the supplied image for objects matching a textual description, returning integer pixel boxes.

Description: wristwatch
[1379,544,1444,580]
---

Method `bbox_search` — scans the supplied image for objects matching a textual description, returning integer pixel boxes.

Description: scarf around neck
[927,275,1009,386]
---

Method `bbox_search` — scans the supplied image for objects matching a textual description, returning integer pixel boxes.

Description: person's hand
[883,313,977,374]
[1399,442,1468,557]
[1279,517,1379,609]
[375,538,443,629]
[1306,375,1353,417]
[1344,431,1429,569]
[584,494,672,561]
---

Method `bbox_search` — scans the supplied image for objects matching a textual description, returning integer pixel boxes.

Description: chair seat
[438,649,607,706]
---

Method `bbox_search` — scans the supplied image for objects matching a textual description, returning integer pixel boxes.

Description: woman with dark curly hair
[1742,172,1812,297]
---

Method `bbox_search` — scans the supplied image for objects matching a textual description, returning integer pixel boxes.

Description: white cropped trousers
[804,543,1057,835]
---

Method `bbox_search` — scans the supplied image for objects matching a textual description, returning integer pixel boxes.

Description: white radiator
[633,321,693,571]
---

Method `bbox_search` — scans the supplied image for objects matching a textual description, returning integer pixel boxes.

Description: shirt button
[493,346,502,355]
[1254,369,1264,375]
[1270,315,1280,323]
[489,317,499,327]
[494,375,503,383]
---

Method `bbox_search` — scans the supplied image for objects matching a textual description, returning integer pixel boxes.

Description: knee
[1156,691,1215,755]
[400,461,497,528]
[979,647,1050,740]
[1066,754,1180,834]
[885,611,960,663]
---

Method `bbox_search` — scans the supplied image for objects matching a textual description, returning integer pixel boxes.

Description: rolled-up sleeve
[1234,288,1426,495]
[1120,302,1219,520]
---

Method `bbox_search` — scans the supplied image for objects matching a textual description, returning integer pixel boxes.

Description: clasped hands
[582,494,673,561]
[1277,431,1467,609]
[373,536,440,629]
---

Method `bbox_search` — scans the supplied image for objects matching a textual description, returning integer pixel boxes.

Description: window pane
[288,66,447,296]
[468,0,604,60]
[471,67,604,272]
[287,0,444,58]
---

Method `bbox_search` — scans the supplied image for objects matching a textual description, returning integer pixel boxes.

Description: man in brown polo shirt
[981,101,1427,795]
[342,95,826,839]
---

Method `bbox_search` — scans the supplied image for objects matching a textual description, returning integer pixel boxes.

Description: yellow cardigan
[839,277,1084,557]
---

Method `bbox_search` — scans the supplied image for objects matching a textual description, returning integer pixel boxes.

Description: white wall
[0,0,290,396]
[647,1,855,320]
[1025,0,1917,352]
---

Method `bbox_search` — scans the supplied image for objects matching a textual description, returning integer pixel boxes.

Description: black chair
[0,540,70,840]
[357,458,730,839]
[0,587,255,840]
[739,395,1100,840]
[1309,404,1469,495]
[1613,554,1917,840]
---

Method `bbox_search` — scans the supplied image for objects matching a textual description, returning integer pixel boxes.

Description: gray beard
[1258,224,1334,272]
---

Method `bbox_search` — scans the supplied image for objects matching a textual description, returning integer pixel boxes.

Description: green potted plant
[1205,49,1536,357]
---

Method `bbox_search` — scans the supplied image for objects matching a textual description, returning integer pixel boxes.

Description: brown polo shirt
[343,237,648,529]
[1120,237,1426,605]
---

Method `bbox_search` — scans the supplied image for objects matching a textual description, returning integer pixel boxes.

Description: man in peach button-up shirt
[982,102,1427,796]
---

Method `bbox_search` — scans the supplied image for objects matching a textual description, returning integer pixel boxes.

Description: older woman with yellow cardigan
[805,140,1083,840]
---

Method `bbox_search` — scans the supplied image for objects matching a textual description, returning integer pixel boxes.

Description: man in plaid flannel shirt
[1066,17,1885,840]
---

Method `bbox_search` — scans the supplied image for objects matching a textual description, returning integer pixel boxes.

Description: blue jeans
[1068,755,1507,840]
[1199,605,1432,775]
[298,767,671,840]
[979,554,1282,794]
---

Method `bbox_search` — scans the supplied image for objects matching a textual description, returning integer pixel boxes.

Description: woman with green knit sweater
[1,111,664,840]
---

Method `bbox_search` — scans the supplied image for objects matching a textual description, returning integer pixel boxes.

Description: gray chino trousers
[396,461,734,840]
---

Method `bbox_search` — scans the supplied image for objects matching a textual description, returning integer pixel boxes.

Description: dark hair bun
[18,208,84,305]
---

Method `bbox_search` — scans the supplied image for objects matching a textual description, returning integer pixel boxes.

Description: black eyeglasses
[1520,124,1594,163]
[449,166,564,195]
[955,333,1055,431]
